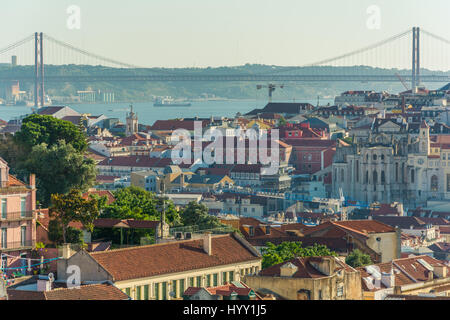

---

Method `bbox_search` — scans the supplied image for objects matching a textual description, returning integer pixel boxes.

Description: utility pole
[160,180,166,242]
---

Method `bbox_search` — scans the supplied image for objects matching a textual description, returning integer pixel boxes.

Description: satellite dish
[169,291,176,298]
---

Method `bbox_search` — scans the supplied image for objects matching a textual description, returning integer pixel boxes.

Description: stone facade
[332,121,450,208]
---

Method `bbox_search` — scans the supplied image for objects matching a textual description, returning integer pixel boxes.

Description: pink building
[0,157,37,275]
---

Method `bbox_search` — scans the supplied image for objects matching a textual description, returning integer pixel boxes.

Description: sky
[1,0,450,68]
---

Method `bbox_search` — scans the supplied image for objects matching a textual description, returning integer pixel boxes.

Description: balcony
[0,211,35,222]
[0,240,35,251]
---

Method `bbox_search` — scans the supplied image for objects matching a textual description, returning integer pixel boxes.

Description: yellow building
[244,256,363,300]
[57,233,261,300]
[359,255,450,300]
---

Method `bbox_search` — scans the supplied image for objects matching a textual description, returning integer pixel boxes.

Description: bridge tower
[34,32,44,108]
[412,27,420,94]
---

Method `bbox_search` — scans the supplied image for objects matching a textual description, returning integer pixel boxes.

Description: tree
[95,187,181,245]
[14,114,88,153]
[261,241,337,269]
[345,249,373,268]
[180,201,224,230]
[20,141,97,206]
[102,186,181,224]
[49,189,101,243]
[277,116,287,127]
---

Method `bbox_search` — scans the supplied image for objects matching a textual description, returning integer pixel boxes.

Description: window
[381,171,385,184]
[222,272,227,284]
[337,285,344,297]
[206,274,211,287]
[20,197,26,217]
[125,287,131,297]
[229,271,234,281]
[318,290,323,300]
[196,276,202,287]
[1,254,7,271]
[144,285,149,300]
[356,161,359,182]
[189,277,194,287]
[249,226,254,236]
[136,286,142,300]
[154,283,160,300]
[172,280,177,298]
[431,175,439,192]
[1,199,6,219]
[411,169,415,183]
[213,273,218,286]
[179,279,185,297]
[1,228,6,249]
[21,226,26,247]
[161,282,167,300]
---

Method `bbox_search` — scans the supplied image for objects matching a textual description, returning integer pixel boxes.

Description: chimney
[426,269,434,281]
[37,274,53,292]
[60,244,73,259]
[29,174,36,189]
[434,265,447,279]
[203,232,212,256]
[381,271,395,288]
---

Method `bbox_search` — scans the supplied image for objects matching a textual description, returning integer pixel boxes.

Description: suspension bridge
[0,27,450,107]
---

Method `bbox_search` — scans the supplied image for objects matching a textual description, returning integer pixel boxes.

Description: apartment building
[0,157,37,273]
[56,232,262,300]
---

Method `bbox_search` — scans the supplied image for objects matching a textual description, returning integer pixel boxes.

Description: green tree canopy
[50,189,101,244]
[261,241,337,269]
[345,249,373,268]
[94,186,181,246]
[102,186,181,225]
[14,114,88,153]
[21,141,97,206]
[180,201,224,230]
[277,116,287,127]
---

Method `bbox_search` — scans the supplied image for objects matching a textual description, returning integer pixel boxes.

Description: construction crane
[256,83,284,103]
[395,73,410,91]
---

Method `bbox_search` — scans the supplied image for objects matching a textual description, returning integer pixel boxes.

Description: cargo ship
[153,97,191,107]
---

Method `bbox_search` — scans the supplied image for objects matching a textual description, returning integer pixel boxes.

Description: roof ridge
[89,233,230,255]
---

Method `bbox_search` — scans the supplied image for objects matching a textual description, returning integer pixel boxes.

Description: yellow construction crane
[256,83,284,102]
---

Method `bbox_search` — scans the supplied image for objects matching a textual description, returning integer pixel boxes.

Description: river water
[0,98,333,125]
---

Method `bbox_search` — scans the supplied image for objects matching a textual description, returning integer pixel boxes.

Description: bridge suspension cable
[44,34,142,69]
[303,29,412,67]
[0,34,34,55]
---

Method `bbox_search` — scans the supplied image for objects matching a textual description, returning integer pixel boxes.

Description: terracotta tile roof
[358,255,448,291]
[303,220,395,239]
[428,242,450,253]
[98,156,173,168]
[89,234,261,281]
[82,190,116,205]
[7,175,26,187]
[150,120,208,131]
[372,216,428,229]
[7,283,129,300]
[281,138,336,148]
